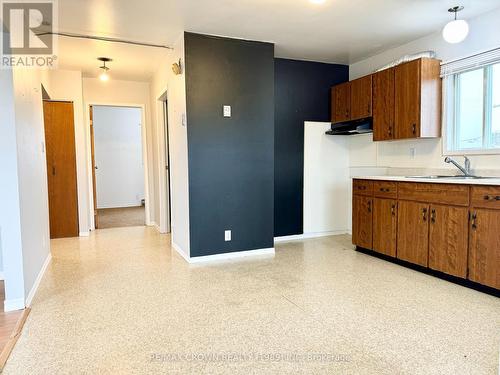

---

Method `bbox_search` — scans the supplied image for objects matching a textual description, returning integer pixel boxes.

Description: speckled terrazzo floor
[4,227,500,374]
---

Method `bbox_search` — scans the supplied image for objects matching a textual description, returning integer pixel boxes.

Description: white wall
[303,122,350,235]
[12,68,52,307]
[0,69,26,310]
[93,106,144,208]
[83,78,155,226]
[151,34,191,258]
[349,7,500,173]
[46,70,89,234]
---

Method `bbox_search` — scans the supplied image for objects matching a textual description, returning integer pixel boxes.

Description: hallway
[3,228,500,374]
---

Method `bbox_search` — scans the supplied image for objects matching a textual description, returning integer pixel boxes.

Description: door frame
[155,88,171,234]
[85,102,151,230]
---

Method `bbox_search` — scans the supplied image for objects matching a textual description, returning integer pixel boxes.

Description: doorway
[89,105,148,229]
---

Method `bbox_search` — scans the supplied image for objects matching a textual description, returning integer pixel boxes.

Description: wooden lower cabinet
[396,200,429,267]
[468,209,500,289]
[428,205,468,278]
[372,198,397,257]
[352,179,500,291]
[352,195,373,249]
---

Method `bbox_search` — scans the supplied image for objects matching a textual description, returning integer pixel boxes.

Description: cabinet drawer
[470,186,500,209]
[398,182,469,206]
[353,179,373,196]
[373,181,398,198]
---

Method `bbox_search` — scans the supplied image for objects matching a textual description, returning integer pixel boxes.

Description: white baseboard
[4,298,25,312]
[171,241,190,262]
[188,247,275,264]
[25,252,52,307]
[274,230,348,243]
[0,271,4,281]
[79,231,90,237]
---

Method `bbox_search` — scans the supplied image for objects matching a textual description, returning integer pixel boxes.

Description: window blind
[440,47,500,77]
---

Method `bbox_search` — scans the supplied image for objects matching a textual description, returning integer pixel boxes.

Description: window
[443,51,500,154]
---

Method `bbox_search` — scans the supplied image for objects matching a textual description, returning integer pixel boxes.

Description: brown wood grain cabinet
[352,179,500,291]
[350,75,372,120]
[468,208,500,289]
[352,195,373,250]
[428,205,468,278]
[394,58,441,140]
[372,198,397,257]
[332,82,351,123]
[372,68,395,141]
[333,58,441,141]
[397,200,430,267]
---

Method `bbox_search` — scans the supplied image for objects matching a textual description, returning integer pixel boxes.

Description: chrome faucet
[444,156,472,176]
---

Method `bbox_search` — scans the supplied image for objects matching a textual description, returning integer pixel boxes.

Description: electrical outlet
[223,105,231,118]
[409,147,416,159]
[224,230,231,242]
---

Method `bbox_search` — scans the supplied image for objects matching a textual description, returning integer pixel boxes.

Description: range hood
[325,117,372,135]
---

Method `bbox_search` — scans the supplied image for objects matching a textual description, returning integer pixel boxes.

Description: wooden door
[373,198,397,257]
[397,200,429,266]
[395,59,421,139]
[332,82,351,123]
[89,106,99,229]
[428,205,468,278]
[350,75,372,120]
[43,101,79,238]
[352,195,373,249]
[468,209,500,289]
[373,68,395,141]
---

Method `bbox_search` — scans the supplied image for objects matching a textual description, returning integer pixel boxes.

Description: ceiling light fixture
[98,57,112,82]
[442,6,469,44]
[309,0,326,4]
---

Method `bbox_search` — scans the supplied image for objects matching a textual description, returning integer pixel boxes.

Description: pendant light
[442,6,469,44]
[98,57,112,81]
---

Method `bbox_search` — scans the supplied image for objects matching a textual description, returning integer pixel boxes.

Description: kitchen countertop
[353,175,500,186]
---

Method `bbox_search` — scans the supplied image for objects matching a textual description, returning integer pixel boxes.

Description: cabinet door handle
[483,195,500,201]
[412,123,416,135]
[391,204,396,216]
[471,212,477,230]
[367,200,372,213]
[430,209,436,224]
[388,126,392,137]
[422,207,428,221]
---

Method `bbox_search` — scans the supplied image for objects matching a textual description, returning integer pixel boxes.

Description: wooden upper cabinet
[428,205,468,278]
[468,208,500,289]
[394,58,441,140]
[350,75,372,120]
[373,68,395,141]
[332,83,351,123]
[397,200,430,267]
[352,195,373,249]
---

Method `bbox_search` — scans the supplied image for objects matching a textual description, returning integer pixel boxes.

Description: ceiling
[54,0,500,81]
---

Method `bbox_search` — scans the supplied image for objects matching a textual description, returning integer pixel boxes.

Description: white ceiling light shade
[309,0,326,4]
[443,6,469,44]
[98,57,112,82]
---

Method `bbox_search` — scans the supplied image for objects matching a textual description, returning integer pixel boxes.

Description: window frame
[443,62,500,156]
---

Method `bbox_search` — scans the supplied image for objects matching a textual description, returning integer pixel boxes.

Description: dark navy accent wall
[185,32,275,257]
[274,58,348,237]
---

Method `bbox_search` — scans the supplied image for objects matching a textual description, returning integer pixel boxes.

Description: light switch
[225,230,231,242]
[223,105,231,118]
